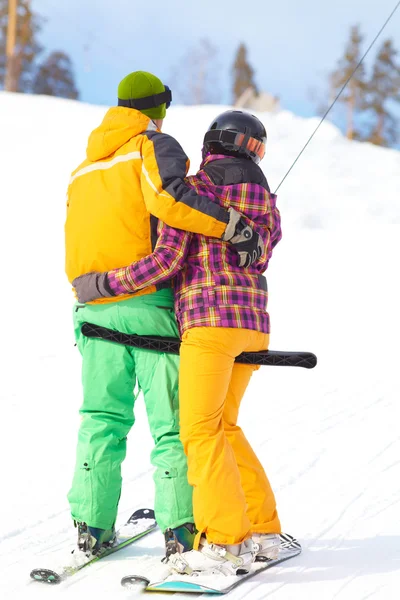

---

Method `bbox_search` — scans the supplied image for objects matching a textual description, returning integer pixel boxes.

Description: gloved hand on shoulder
[222,208,265,268]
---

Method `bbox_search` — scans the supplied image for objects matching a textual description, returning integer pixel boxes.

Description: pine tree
[0,0,43,92]
[364,39,400,147]
[329,25,366,140]
[33,51,79,99]
[232,43,257,103]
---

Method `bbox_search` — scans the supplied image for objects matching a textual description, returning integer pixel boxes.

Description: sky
[1,92,399,599]
[32,0,400,122]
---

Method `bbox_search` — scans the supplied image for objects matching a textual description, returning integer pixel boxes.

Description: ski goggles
[118,85,172,110]
[204,129,266,164]
[235,132,266,163]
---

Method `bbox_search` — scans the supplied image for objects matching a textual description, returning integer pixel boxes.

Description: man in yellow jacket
[65,71,263,557]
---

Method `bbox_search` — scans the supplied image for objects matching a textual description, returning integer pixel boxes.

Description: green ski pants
[68,291,193,532]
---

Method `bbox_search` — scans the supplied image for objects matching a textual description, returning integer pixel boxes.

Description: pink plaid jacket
[107,155,282,335]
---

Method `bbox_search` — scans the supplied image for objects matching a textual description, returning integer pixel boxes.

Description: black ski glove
[72,272,115,304]
[222,208,265,268]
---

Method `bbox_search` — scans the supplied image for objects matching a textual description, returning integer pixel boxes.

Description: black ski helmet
[202,110,267,164]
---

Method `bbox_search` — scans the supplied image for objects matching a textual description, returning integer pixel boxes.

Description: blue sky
[33,0,400,122]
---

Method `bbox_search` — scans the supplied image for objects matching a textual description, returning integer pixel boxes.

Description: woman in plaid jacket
[74,110,282,575]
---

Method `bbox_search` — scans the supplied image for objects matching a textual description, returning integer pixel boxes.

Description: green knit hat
[117,71,168,119]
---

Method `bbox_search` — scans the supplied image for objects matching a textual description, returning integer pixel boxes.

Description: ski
[121,532,301,594]
[30,508,156,584]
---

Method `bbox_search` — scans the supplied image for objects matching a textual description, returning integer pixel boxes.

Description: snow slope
[1,91,399,600]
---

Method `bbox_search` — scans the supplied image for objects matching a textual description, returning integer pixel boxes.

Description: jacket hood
[86,107,151,161]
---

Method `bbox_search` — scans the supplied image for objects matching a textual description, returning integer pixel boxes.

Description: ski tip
[279,532,302,551]
[121,575,150,589]
[128,508,155,522]
[30,568,62,584]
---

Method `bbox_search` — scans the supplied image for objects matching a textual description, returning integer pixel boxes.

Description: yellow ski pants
[179,327,281,547]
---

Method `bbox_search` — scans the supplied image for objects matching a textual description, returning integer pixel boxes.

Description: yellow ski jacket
[65,107,229,302]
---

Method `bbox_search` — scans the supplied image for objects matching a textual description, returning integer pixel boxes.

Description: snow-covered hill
[1,91,399,600]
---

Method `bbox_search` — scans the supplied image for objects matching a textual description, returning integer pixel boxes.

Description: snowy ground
[1,92,399,599]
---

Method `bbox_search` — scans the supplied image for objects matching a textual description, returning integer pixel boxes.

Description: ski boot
[75,522,116,555]
[169,536,256,576]
[163,522,196,562]
[252,533,280,561]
